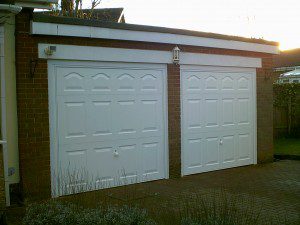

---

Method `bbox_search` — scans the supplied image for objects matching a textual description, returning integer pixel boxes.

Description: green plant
[22,201,77,225]
[103,206,156,225]
[274,138,300,156]
[22,200,156,225]
[178,191,261,225]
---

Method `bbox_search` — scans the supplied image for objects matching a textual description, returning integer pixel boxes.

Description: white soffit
[32,22,279,54]
[38,43,262,68]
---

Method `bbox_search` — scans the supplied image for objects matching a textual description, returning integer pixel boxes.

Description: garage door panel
[182,72,202,94]
[59,144,88,172]
[114,96,138,139]
[204,96,219,129]
[115,140,140,184]
[87,141,117,188]
[221,97,235,128]
[237,76,251,90]
[204,135,220,168]
[139,70,163,94]
[237,133,252,165]
[141,137,164,180]
[204,75,219,91]
[184,135,204,174]
[89,72,113,94]
[95,177,115,189]
[58,143,89,195]
[237,97,251,128]
[140,96,163,137]
[89,97,114,141]
[58,96,88,144]
[221,76,235,90]
[57,67,88,96]
[115,70,138,94]
[183,96,202,134]
[220,133,236,169]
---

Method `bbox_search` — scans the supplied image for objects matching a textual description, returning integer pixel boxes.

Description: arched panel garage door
[48,61,168,196]
[181,66,256,176]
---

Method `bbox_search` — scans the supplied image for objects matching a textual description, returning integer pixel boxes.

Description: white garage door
[49,61,167,196]
[181,66,256,176]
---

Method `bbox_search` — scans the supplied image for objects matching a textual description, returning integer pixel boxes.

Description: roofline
[280,75,300,78]
[32,14,278,46]
[15,0,57,9]
[274,66,300,71]
[0,4,22,14]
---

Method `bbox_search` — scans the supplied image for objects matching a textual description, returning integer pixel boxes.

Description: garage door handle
[113,150,119,157]
[219,139,223,145]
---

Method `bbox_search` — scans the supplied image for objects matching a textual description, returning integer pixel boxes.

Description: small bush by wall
[23,200,156,225]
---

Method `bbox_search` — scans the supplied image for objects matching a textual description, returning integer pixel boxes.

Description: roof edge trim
[32,14,278,46]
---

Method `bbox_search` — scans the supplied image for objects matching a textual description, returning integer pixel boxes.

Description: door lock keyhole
[114,150,119,157]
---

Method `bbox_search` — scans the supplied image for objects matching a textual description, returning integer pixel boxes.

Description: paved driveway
[103,160,300,224]
[7,160,300,224]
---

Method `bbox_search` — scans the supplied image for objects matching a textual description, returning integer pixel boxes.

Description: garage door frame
[48,60,169,197]
[180,65,257,176]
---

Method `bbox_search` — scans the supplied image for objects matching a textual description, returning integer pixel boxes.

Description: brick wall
[16,9,50,199]
[256,58,274,162]
[15,9,275,199]
[167,64,181,178]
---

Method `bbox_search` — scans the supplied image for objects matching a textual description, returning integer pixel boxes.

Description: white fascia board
[16,0,57,3]
[32,22,279,54]
[0,4,22,14]
[38,43,262,68]
[181,52,261,68]
[39,43,172,64]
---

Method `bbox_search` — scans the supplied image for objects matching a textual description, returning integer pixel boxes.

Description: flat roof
[33,14,278,46]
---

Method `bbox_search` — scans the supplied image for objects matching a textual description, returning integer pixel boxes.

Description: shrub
[179,191,260,225]
[23,201,156,225]
[103,205,156,225]
[23,201,77,225]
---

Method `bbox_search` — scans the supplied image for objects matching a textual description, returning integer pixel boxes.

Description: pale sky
[82,0,300,50]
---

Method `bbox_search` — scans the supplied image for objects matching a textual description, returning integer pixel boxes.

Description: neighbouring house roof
[36,7,125,23]
[83,8,125,23]
[32,13,278,46]
[280,68,300,78]
[274,48,300,68]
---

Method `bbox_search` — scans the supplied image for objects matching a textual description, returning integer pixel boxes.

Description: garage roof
[33,13,277,46]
